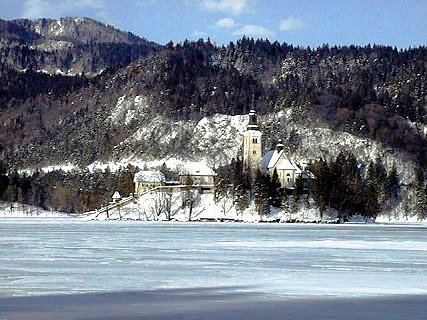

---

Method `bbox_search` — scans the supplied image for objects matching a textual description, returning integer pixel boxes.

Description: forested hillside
[0,18,425,215]
[0,17,158,76]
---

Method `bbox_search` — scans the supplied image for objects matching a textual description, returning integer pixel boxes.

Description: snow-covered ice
[0,219,425,299]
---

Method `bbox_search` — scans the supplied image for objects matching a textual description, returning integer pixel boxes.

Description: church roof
[276,158,297,171]
[134,170,165,183]
[262,149,299,172]
[261,150,274,171]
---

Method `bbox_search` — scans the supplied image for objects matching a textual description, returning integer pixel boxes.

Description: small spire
[276,139,284,151]
[247,109,259,130]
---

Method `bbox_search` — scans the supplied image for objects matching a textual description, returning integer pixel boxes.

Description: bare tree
[216,180,233,216]
[152,188,167,220]
[165,190,173,221]
[181,176,198,221]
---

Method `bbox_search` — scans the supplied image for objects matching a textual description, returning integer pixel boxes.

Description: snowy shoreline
[1,201,425,224]
[1,215,425,225]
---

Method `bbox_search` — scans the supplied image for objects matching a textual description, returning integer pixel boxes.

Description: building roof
[134,170,165,183]
[290,160,302,174]
[261,150,274,171]
[262,149,299,172]
[179,163,216,176]
[276,158,297,171]
[112,191,121,199]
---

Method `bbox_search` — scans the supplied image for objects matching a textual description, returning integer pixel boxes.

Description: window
[252,138,258,144]
[252,150,256,154]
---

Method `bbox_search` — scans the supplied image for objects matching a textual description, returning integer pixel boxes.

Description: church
[242,110,311,189]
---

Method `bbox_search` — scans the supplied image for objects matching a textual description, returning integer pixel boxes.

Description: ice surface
[0,219,426,299]
[1,290,426,320]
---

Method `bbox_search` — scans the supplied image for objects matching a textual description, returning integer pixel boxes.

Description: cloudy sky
[1,0,426,47]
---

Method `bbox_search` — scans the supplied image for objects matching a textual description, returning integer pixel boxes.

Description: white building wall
[243,130,262,171]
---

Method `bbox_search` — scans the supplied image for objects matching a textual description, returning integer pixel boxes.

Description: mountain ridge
[0,17,159,76]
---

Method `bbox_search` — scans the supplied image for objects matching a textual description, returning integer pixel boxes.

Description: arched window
[252,150,256,154]
[252,138,258,143]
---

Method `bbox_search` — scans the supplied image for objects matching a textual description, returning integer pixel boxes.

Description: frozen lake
[1,218,426,298]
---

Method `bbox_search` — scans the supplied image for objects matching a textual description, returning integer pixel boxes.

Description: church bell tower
[243,110,262,171]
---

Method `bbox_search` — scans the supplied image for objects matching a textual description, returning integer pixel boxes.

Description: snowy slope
[84,189,334,223]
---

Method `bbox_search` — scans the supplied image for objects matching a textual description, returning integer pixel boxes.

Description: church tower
[243,110,262,171]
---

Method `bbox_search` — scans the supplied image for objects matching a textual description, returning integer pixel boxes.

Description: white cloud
[22,0,106,19]
[22,0,55,18]
[135,0,156,7]
[279,16,305,32]
[233,24,275,38]
[216,17,236,29]
[202,0,248,15]
[193,30,207,37]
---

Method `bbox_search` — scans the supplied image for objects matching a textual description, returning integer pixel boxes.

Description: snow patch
[18,163,78,175]
[108,95,149,125]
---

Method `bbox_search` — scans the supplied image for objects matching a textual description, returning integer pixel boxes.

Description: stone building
[242,111,312,189]
[242,109,262,171]
[261,140,303,189]
[134,170,165,196]
[179,164,216,186]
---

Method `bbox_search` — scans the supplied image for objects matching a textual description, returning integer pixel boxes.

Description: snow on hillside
[108,94,150,125]
[18,163,78,175]
[19,103,416,185]
[30,39,73,52]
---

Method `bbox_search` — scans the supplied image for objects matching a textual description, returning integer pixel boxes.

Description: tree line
[214,152,427,221]
[215,158,303,219]
[0,161,136,213]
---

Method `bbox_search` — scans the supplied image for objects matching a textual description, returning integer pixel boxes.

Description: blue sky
[1,0,426,47]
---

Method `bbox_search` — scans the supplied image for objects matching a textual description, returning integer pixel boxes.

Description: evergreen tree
[5,170,20,202]
[232,157,250,212]
[385,164,399,202]
[365,161,380,217]
[0,160,9,200]
[374,157,387,208]
[292,175,304,214]
[309,158,330,218]
[268,168,284,207]
[414,167,426,220]
[253,169,270,218]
